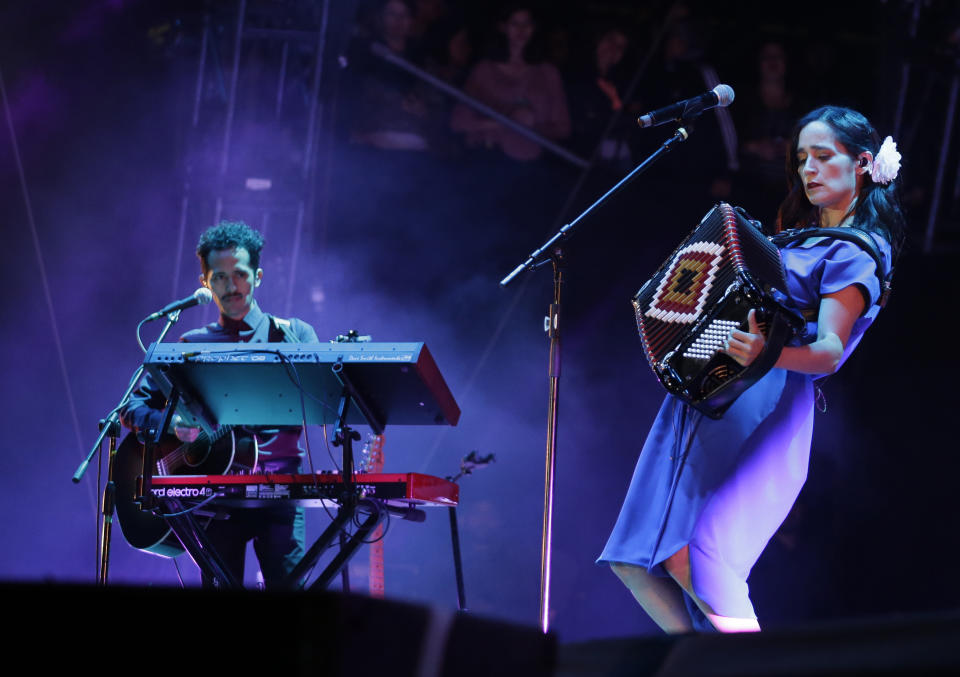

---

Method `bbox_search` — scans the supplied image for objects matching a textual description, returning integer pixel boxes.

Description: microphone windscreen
[194,287,214,305]
[713,84,735,107]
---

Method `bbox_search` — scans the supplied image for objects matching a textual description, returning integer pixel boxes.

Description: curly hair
[196,221,265,275]
[776,106,906,261]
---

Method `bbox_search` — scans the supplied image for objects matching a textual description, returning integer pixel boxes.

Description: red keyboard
[149,472,458,508]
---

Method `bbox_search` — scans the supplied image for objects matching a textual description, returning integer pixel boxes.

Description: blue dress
[598,233,892,619]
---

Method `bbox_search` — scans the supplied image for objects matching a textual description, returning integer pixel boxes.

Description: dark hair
[484,5,543,64]
[375,0,415,29]
[776,106,906,260]
[196,220,265,275]
[589,22,629,59]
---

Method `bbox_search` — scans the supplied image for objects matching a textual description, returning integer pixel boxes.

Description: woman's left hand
[724,309,765,367]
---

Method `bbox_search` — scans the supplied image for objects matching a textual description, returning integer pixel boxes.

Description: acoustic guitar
[114,427,258,557]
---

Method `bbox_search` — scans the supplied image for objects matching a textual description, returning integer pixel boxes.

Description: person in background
[348,0,436,152]
[565,23,633,164]
[631,17,738,200]
[735,41,801,225]
[450,4,570,162]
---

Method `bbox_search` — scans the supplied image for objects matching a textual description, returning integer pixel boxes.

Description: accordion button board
[632,202,799,418]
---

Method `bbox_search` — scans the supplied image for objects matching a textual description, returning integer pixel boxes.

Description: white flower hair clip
[869,136,901,185]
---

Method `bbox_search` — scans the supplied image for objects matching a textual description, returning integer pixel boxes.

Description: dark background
[1,0,959,641]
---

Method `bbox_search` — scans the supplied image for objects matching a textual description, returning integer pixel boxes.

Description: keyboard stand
[134,342,460,591]
[285,497,385,590]
[159,497,242,589]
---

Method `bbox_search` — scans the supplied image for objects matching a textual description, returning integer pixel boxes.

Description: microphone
[145,288,213,322]
[637,84,735,128]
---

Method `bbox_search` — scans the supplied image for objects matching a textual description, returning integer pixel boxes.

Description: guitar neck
[367,434,385,598]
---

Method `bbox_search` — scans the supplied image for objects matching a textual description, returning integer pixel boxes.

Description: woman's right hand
[724,309,766,367]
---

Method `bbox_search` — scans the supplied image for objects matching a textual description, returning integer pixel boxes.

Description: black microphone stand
[445,451,495,612]
[500,123,695,633]
[72,310,184,584]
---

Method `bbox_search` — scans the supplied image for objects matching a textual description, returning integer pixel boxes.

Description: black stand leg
[330,416,360,591]
[324,367,370,591]
[161,499,242,589]
[284,504,355,587]
[448,506,467,611]
[308,500,385,590]
[97,418,122,585]
[282,499,386,590]
[338,530,351,591]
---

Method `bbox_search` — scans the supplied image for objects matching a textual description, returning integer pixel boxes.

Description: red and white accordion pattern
[632,202,793,418]
[644,241,726,324]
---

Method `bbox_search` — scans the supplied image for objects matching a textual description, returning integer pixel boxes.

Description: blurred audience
[424,21,473,88]
[334,0,923,235]
[734,41,800,225]
[346,0,436,152]
[409,0,449,43]
[630,17,737,203]
[565,23,633,165]
[420,14,475,155]
[449,5,570,162]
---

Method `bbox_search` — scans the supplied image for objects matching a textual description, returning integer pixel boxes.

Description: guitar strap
[267,315,300,343]
[263,315,306,462]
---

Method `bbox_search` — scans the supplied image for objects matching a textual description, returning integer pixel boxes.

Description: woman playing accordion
[598,106,906,633]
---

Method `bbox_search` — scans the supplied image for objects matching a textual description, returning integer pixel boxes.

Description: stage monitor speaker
[657,613,960,676]
[557,612,960,676]
[6,583,555,677]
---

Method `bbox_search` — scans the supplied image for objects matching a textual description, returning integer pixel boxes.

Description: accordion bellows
[633,203,799,418]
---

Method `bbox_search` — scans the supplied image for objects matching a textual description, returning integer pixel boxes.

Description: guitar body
[114,429,258,557]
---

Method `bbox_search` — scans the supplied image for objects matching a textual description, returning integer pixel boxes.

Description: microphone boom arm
[500,125,692,287]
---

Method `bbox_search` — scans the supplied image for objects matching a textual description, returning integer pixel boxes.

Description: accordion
[632,202,804,418]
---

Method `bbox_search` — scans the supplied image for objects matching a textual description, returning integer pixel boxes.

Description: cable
[157,493,222,517]
[95,442,103,581]
[136,317,149,354]
[279,350,320,478]
[293,535,345,590]
[182,347,343,470]
[179,348,375,535]
[321,424,339,472]
[173,557,187,588]
[193,347,339,416]
[354,500,391,544]
[293,500,391,589]
[263,349,342,526]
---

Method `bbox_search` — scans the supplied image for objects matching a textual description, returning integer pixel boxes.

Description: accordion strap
[771,227,893,307]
